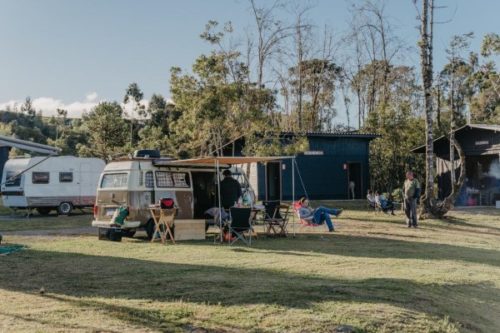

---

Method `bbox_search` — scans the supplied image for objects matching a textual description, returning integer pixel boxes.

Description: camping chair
[292,202,328,231]
[228,207,253,245]
[263,201,290,237]
[150,207,176,244]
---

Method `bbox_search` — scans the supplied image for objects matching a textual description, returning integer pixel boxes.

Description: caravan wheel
[58,202,73,215]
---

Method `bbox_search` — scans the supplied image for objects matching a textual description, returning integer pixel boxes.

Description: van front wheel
[58,202,73,215]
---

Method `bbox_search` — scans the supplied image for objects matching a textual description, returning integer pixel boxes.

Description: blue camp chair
[228,207,253,245]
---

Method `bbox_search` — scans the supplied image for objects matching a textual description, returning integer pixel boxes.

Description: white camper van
[91,157,254,239]
[1,156,105,215]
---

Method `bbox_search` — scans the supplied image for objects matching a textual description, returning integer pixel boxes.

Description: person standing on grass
[349,180,356,199]
[220,169,242,209]
[403,171,421,228]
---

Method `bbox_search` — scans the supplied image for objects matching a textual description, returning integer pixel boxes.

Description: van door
[192,171,216,218]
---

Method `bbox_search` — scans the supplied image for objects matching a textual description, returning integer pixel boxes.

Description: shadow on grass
[249,233,500,267]
[0,248,498,332]
[340,215,500,237]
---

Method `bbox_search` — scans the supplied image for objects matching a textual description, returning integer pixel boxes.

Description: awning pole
[216,159,223,243]
[292,156,296,237]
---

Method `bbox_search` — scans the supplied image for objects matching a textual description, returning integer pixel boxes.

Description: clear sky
[0,0,498,122]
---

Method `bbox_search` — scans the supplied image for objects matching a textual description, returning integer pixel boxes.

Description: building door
[347,162,362,199]
[266,162,281,201]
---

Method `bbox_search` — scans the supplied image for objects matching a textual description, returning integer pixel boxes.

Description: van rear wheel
[58,202,73,215]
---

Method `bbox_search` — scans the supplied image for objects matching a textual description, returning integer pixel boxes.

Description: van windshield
[101,173,128,188]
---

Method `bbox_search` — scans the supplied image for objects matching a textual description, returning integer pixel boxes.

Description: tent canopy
[168,156,292,166]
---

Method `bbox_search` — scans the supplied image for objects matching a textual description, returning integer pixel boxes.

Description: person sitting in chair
[375,191,395,215]
[296,197,342,232]
[367,190,376,208]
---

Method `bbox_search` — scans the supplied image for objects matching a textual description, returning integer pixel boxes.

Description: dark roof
[411,124,500,153]
[280,131,380,139]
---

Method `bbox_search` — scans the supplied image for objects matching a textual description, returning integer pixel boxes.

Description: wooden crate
[174,219,206,241]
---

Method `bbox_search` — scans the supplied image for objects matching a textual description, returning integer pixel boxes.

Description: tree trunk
[418,0,437,217]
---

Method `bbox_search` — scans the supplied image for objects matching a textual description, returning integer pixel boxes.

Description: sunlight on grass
[0,203,499,332]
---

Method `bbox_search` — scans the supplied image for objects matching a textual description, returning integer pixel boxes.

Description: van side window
[32,172,50,184]
[5,171,21,187]
[145,171,154,188]
[155,171,190,188]
[155,171,174,187]
[101,173,128,188]
[172,172,190,187]
[59,172,73,183]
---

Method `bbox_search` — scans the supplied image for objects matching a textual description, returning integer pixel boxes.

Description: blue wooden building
[227,132,378,201]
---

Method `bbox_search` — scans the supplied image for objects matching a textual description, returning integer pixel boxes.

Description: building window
[32,172,50,184]
[59,172,73,183]
[101,173,128,188]
[145,171,154,188]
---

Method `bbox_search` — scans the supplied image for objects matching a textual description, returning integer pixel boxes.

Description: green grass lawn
[0,211,92,232]
[1,203,499,332]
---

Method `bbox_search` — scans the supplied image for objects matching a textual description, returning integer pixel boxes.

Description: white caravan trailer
[1,156,105,215]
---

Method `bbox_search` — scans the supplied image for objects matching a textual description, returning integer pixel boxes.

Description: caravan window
[101,173,128,188]
[145,171,154,188]
[155,171,190,188]
[32,172,50,184]
[59,172,73,183]
[5,171,21,187]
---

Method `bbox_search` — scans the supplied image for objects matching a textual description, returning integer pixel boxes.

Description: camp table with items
[148,205,176,244]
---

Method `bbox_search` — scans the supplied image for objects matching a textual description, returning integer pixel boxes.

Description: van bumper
[92,220,141,229]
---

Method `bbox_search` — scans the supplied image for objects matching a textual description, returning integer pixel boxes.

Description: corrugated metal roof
[411,123,500,153]
[280,131,380,139]
[468,124,500,132]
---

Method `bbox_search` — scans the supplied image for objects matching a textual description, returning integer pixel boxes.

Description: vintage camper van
[91,157,254,239]
[1,156,105,215]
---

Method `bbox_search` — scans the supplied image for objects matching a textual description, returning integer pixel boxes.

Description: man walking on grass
[403,171,420,228]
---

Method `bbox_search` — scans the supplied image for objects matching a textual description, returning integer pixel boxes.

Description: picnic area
[1,202,499,333]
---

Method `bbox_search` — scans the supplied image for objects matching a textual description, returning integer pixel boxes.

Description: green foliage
[365,103,425,193]
[168,48,276,157]
[77,102,128,160]
[288,59,342,131]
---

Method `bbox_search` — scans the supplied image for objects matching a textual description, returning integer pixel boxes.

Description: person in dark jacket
[220,169,242,209]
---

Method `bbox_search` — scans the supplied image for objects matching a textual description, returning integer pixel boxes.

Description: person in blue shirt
[375,191,395,215]
[297,197,342,232]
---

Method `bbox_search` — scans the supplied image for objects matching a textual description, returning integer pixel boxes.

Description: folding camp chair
[149,207,176,244]
[263,201,290,237]
[292,203,328,231]
[228,207,253,245]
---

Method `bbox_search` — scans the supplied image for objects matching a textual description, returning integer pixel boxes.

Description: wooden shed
[412,124,500,206]
[231,132,378,200]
